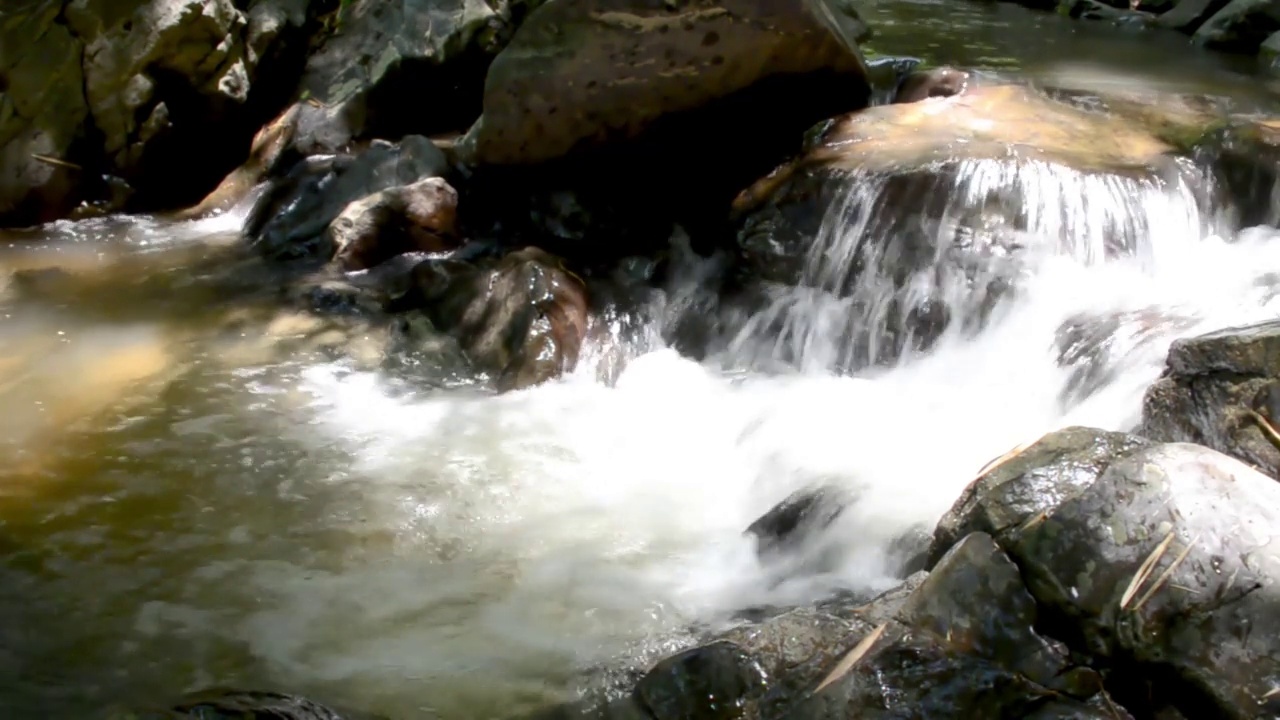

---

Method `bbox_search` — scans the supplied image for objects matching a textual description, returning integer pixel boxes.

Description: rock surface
[329,176,461,271]
[462,0,873,166]
[112,688,382,719]
[1142,319,1280,477]
[394,247,589,391]
[245,135,450,263]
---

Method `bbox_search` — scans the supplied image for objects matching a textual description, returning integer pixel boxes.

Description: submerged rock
[1193,0,1280,53]
[462,0,872,166]
[245,136,450,263]
[394,247,589,391]
[891,65,973,104]
[1142,319,1280,477]
[114,688,382,719]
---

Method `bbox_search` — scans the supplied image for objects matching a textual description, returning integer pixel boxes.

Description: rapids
[4,3,1280,719]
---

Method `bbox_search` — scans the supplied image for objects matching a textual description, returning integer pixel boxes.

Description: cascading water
[4,57,1280,720]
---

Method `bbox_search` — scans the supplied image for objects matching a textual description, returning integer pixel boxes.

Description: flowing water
[4,3,1280,719]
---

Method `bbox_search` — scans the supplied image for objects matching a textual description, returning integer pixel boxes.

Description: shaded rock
[246,136,449,263]
[635,641,767,720]
[1154,0,1232,33]
[1262,30,1280,74]
[1059,0,1158,25]
[892,65,972,104]
[463,0,872,167]
[329,176,461,272]
[111,688,383,719]
[0,1,91,226]
[295,0,544,153]
[396,247,589,391]
[1193,116,1280,228]
[1193,0,1280,52]
[1142,319,1280,477]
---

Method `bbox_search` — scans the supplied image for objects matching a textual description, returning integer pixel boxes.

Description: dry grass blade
[973,439,1034,480]
[30,153,82,170]
[1247,409,1280,451]
[1132,534,1198,612]
[1120,531,1175,610]
[813,622,888,694]
[1262,687,1280,700]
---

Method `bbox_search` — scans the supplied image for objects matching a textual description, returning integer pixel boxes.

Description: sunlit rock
[1142,319,1280,477]
[462,0,872,166]
[393,247,589,391]
[931,426,1280,719]
[329,176,461,272]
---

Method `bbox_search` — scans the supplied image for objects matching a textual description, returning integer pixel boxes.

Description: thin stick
[973,439,1034,480]
[1120,531,1175,610]
[1132,534,1198,612]
[813,622,888,694]
[1247,408,1280,451]
[30,153,82,171]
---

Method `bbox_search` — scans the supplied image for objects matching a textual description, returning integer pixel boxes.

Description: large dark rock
[245,135,450,263]
[933,426,1280,719]
[329,176,461,272]
[1142,320,1280,477]
[461,0,872,167]
[1193,0,1280,52]
[112,688,385,719]
[295,0,544,153]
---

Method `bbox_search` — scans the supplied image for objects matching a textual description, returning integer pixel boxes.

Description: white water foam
[274,158,1280,692]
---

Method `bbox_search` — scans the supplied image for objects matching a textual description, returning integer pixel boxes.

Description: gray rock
[1142,320,1280,477]
[462,0,872,166]
[929,426,1152,566]
[246,136,449,263]
[296,0,544,152]
[1154,0,1231,33]
[112,688,386,719]
[1193,0,1280,52]
[1263,30,1280,74]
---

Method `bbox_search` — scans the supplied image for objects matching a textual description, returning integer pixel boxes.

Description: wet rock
[329,176,461,272]
[1059,0,1158,25]
[1142,319,1280,477]
[295,0,542,153]
[115,687,381,719]
[1154,0,1231,33]
[746,485,849,561]
[634,641,767,719]
[1193,0,1280,53]
[932,426,1280,719]
[462,0,872,167]
[892,65,972,104]
[1054,308,1199,408]
[1193,116,1280,228]
[246,136,450,263]
[731,84,1178,367]
[395,247,589,391]
[929,427,1152,566]
[0,1,91,226]
[1263,30,1280,74]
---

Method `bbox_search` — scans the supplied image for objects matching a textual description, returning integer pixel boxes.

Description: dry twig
[813,622,888,694]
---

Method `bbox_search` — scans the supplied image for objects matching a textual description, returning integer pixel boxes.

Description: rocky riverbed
[7,0,1280,719]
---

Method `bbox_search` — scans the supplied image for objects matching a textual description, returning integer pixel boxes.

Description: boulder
[0,0,319,226]
[329,176,461,272]
[1142,320,1280,477]
[295,0,545,153]
[245,135,450,263]
[394,247,589,391]
[932,426,1280,719]
[462,0,873,167]
[1154,0,1231,33]
[731,84,1179,368]
[891,65,972,104]
[1193,116,1280,228]
[1193,0,1280,52]
[1263,30,1280,74]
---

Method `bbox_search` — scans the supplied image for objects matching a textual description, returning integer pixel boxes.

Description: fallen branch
[30,153,82,171]
[1120,531,1175,610]
[1132,534,1198,612]
[813,622,888,694]
[1247,408,1280,451]
[972,439,1034,480]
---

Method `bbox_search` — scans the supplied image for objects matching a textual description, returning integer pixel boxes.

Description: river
[2,1,1279,718]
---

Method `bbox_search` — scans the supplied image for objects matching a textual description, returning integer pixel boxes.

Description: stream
[3,1,1280,718]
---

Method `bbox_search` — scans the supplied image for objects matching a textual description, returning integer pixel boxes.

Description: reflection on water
[2,3,1280,719]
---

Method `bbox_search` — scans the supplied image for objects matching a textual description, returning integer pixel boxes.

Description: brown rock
[464,0,872,166]
[329,177,461,272]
